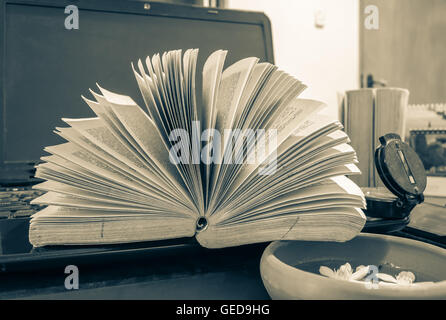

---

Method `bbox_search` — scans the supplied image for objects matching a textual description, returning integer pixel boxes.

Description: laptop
[0,0,274,271]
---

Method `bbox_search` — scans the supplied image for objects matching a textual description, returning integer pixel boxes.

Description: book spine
[345,89,375,187]
[373,88,409,187]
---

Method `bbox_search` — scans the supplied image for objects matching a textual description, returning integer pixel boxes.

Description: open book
[29,49,366,248]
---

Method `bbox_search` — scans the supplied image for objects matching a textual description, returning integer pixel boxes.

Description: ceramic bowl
[260,233,446,299]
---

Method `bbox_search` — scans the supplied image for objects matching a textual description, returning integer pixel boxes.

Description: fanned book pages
[29,49,366,248]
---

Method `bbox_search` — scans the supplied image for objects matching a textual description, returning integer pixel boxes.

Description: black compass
[363,133,427,232]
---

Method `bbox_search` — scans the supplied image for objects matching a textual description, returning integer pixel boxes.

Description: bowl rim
[262,233,446,294]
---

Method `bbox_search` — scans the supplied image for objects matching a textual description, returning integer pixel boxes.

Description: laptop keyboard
[0,187,46,219]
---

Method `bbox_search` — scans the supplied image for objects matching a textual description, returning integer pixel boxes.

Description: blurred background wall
[227,0,360,118]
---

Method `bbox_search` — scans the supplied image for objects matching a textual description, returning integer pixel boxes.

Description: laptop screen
[1,1,273,183]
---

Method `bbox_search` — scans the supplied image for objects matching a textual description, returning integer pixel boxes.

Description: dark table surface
[0,241,270,299]
[0,197,445,300]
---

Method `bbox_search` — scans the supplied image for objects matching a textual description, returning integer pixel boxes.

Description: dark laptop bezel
[0,0,274,185]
